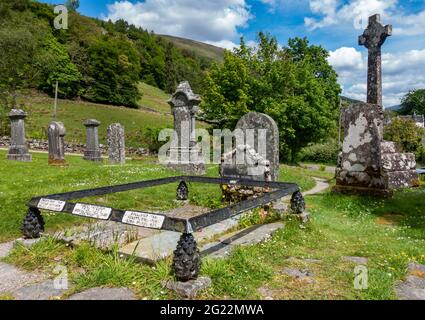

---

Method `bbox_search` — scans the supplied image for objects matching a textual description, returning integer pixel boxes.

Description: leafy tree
[84,37,142,107]
[202,33,341,162]
[0,11,50,108]
[399,89,425,115]
[65,0,79,12]
[384,117,425,153]
[39,35,82,98]
[164,43,177,93]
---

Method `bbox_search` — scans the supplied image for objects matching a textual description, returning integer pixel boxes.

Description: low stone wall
[0,136,148,156]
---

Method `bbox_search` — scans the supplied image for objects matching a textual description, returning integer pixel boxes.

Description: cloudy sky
[41,0,425,108]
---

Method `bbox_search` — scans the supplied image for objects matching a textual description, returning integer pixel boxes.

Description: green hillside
[160,35,225,62]
[18,83,207,148]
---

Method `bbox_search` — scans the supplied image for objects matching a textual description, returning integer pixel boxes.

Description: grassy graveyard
[1,150,425,300]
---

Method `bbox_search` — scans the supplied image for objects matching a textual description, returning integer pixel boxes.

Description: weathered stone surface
[6,109,31,162]
[68,287,136,300]
[234,112,279,181]
[48,121,67,165]
[0,262,44,294]
[382,153,416,172]
[0,242,14,258]
[335,15,418,195]
[167,81,205,175]
[163,277,211,299]
[53,221,149,250]
[343,256,369,265]
[14,237,45,249]
[282,268,314,283]
[107,123,125,164]
[395,276,425,300]
[201,222,284,259]
[83,119,102,162]
[13,280,67,300]
[359,14,392,106]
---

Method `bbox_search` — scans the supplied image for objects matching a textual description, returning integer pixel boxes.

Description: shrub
[384,117,425,153]
[298,139,340,164]
[140,126,171,153]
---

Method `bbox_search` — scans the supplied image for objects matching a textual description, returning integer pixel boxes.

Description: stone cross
[107,123,125,165]
[48,121,66,165]
[359,14,392,106]
[6,109,32,162]
[167,81,205,175]
[83,119,102,162]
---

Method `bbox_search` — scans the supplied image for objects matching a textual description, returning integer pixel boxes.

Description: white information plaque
[37,198,66,212]
[72,203,112,220]
[122,211,165,229]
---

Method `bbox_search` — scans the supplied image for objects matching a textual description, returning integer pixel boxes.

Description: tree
[0,11,49,109]
[65,0,79,12]
[84,37,142,107]
[201,33,341,162]
[400,89,425,115]
[384,117,425,153]
[164,43,177,93]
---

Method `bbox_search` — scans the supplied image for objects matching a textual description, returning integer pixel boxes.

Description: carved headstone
[48,121,66,165]
[234,112,279,181]
[167,81,205,175]
[6,109,32,162]
[83,119,102,162]
[107,123,125,165]
[220,112,279,202]
[334,15,418,196]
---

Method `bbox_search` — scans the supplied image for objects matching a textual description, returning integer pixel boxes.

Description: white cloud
[303,0,425,34]
[205,40,239,50]
[103,0,252,43]
[328,47,425,107]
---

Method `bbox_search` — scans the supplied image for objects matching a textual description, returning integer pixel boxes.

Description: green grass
[4,153,423,300]
[5,186,425,300]
[19,91,173,148]
[137,82,172,114]
[160,35,225,62]
[0,150,315,242]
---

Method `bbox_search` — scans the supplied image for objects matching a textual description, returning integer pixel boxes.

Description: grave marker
[6,109,32,162]
[107,123,125,165]
[83,119,102,162]
[48,121,67,166]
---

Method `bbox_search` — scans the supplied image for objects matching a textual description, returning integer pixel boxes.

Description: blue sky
[41,0,425,107]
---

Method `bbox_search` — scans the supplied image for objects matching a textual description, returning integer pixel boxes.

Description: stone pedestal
[107,123,125,165]
[48,121,67,166]
[334,103,418,196]
[83,119,102,162]
[167,81,205,175]
[6,109,32,162]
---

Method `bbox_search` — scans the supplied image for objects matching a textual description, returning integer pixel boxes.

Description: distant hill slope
[18,83,207,148]
[341,96,362,105]
[387,105,402,111]
[160,35,225,62]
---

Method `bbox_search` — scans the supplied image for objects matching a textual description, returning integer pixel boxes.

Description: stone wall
[0,136,148,156]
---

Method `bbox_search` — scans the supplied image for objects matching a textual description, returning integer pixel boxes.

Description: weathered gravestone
[107,123,125,165]
[83,119,102,162]
[334,15,418,196]
[220,112,280,201]
[48,121,66,166]
[6,109,32,162]
[167,81,205,175]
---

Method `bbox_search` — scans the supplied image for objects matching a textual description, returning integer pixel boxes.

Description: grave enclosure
[16,81,305,282]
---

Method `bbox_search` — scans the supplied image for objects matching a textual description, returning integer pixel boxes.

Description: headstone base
[7,153,32,162]
[162,277,211,299]
[48,159,68,166]
[167,162,206,175]
[83,150,102,162]
[332,185,393,197]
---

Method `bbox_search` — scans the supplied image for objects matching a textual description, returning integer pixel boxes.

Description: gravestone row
[5,111,126,165]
